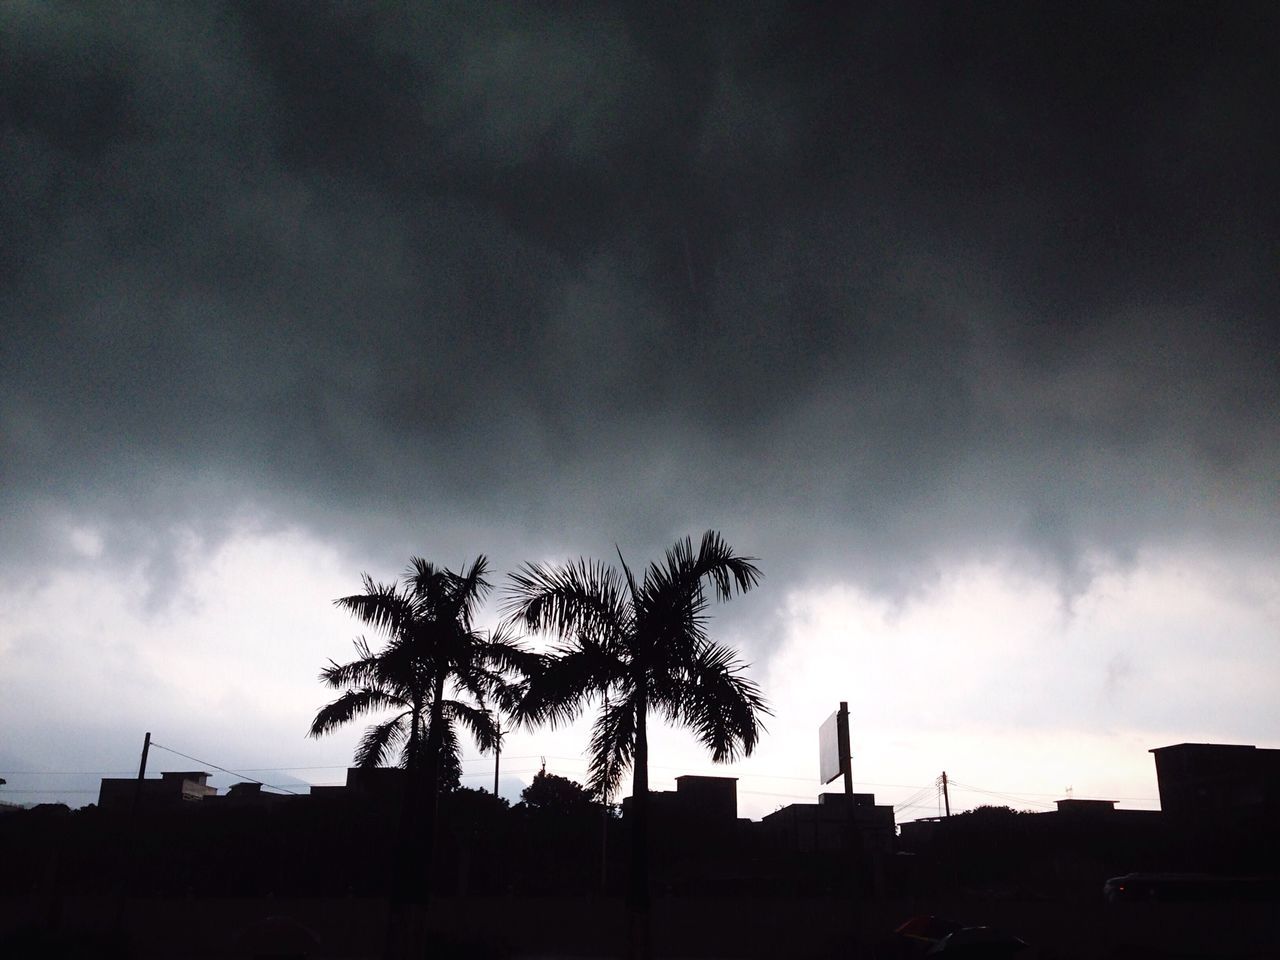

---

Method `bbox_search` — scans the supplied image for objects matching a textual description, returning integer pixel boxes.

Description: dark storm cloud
[2,1,1277,609]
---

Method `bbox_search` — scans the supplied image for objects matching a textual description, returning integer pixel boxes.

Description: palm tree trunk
[628,689,651,960]
[392,703,424,900]
[385,703,423,959]
[414,673,448,904]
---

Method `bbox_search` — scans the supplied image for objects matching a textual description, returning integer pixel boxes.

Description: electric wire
[1,757,1158,811]
[148,742,303,796]
[946,779,1056,810]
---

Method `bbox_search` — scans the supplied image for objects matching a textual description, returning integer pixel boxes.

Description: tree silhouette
[518,769,596,816]
[310,556,533,911]
[505,530,768,959]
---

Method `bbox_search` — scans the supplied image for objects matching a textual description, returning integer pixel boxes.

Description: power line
[739,788,822,800]
[1,757,1158,808]
[148,742,303,796]
[946,781,1158,802]
[0,772,94,778]
[0,789,100,794]
[647,762,934,791]
[229,765,349,773]
[893,786,936,813]
[946,780,1056,810]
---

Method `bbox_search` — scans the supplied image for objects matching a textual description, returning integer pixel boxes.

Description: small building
[217,781,293,807]
[308,766,408,809]
[898,815,944,849]
[621,774,739,825]
[98,771,217,811]
[760,791,896,855]
[1054,798,1117,815]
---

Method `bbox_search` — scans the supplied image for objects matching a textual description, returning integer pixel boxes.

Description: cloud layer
[2,3,1276,805]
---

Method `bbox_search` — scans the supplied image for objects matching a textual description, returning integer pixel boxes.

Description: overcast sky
[2,2,1277,818]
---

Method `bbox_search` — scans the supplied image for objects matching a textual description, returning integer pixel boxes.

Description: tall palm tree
[504,530,769,958]
[310,556,532,906]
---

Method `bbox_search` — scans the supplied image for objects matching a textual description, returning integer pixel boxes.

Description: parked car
[1104,872,1279,903]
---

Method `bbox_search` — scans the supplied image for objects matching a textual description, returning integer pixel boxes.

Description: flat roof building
[1150,743,1280,821]
[98,771,217,811]
[760,791,895,855]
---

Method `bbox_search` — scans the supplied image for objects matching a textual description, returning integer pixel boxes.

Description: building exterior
[1053,798,1118,815]
[622,774,739,825]
[308,765,407,809]
[760,791,895,855]
[97,771,217,811]
[1149,743,1280,821]
[219,781,293,806]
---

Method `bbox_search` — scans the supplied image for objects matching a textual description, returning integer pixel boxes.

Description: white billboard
[818,703,850,784]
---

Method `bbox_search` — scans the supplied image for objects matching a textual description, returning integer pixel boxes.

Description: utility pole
[838,702,853,800]
[132,732,151,812]
[115,731,152,936]
[600,782,610,892]
[137,731,151,782]
[493,716,501,798]
[601,693,610,892]
[941,771,951,818]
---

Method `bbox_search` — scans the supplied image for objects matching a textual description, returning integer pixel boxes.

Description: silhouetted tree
[518,769,596,816]
[505,530,768,960]
[310,556,533,911]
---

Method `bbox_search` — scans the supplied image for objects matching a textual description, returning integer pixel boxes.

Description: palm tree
[504,530,769,958]
[310,556,532,906]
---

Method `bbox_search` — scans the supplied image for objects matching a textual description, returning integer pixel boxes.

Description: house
[97,771,217,811]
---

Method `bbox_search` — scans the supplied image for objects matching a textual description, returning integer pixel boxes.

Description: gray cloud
[2,0,1277,615]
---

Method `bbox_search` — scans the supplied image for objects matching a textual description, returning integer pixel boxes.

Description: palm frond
[667,641,770,763]
[503,559,631,640]
[512,645,617,730]
[586,694,637,800]
[615,544,641,608]
[432,716,464,788]
[446,555,493,628]
[404,556,440,592]
[309,687,408,738]
[690,529,762,601]
[318,636,381,688]
[647,530,761,607]
[354,713,410,767]
[443,699,499,754]
[480,622,541,678]
[334,576,417,638]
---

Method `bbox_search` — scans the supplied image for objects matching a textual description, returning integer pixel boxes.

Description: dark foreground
[3,893,1277,959]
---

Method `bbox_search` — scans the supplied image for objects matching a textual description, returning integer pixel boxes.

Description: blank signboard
[818,703,850,784]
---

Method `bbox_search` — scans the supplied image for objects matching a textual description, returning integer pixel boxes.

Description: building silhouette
[97,771,217,811]
[1150,742,1280,820]
[760,791,895,855]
